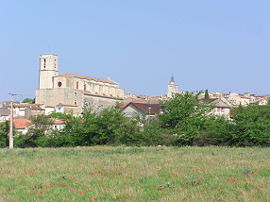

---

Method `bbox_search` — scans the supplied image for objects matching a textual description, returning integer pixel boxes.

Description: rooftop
[56,73,118,85]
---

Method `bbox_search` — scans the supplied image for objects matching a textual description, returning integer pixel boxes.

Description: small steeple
[170,75,174,83]
[167,75,179,98]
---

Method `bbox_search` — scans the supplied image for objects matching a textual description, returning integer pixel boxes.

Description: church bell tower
[39,54,59,89]
[167,76,179,98]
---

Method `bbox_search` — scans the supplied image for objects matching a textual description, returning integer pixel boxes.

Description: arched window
[43,59,46,68]
[76,81,79,89]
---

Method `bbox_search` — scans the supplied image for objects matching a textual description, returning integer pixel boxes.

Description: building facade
[36,54,124,115]
[167,76,179,98]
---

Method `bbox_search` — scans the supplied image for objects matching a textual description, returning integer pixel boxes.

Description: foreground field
[0,146,269,201]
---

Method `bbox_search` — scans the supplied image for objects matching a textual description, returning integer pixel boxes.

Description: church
[35,54,125,115]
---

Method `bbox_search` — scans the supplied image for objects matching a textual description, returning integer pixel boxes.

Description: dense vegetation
[1,92,270,148]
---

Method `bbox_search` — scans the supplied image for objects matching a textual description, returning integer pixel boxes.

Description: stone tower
[167,76,179,98]
[39,54,59,89]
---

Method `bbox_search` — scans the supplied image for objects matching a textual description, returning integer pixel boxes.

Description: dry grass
[0,146,269,201]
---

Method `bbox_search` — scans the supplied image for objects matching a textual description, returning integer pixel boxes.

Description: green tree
[204,89,210,99]
[15,114,53,147]
[55,107,141,147]
[0,121,9,147]
[48,112,71,120]
[231,104,270,146]
[193,116,233,146]
[158,92,212,145]
[21,98,35,103]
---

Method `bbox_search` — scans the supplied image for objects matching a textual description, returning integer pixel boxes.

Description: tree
[158,92,212,145]
[204,89,210,99]
[48,112,71,120]
[0,121,9,147]
[231,104,270,146]
[21,98,35,103]
[15,115,53,147]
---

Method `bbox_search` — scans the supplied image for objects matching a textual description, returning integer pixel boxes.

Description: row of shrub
[1,92,270,147]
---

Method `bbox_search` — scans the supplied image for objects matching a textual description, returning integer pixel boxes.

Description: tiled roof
[13,103,41,107]
[200,98,218,104]
[56,73,118,85]
[123,102,162,115]
[200,98,230,108]
[118,101,146,109]
[13,118,65,129]
[13,118,32,129]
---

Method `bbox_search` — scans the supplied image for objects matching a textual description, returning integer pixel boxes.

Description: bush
[231,104,270,146]
[0,121,9,148]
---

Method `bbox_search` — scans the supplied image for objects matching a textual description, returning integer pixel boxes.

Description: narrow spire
[170,75,174,83]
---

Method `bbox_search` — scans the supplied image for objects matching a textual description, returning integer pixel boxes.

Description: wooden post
[9,100,14,149]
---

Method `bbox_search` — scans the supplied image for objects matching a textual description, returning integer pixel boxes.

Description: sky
[1,0,270,101]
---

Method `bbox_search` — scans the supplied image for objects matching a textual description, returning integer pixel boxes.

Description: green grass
[0,146,269,201]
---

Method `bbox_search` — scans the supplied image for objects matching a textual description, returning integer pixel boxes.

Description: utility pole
[8,93,17,149]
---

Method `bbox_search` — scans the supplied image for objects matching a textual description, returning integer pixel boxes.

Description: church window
[58,82,62,87]
[84,84,86,91]
[44,59,46,68]
[76,81,79,89]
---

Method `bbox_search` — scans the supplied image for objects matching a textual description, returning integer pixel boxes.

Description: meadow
[0,146,269,201]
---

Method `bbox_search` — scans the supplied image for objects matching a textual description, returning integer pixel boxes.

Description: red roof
[13,118,64,129]
[13,119,32,129]
[56,73,118,85]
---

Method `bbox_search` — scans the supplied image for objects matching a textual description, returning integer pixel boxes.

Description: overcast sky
[1,0,270,101]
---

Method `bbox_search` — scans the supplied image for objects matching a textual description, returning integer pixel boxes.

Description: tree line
[1,92,270,148]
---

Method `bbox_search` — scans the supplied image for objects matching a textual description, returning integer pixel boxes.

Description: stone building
[36,54,124,115]
[167,76,179,98]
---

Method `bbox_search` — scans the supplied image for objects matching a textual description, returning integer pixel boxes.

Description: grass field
[0,146,269,201]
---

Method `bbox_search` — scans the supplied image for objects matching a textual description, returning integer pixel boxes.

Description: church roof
[56,73,118,85]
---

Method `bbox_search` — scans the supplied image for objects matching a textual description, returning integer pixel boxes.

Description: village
[0,54,269,135]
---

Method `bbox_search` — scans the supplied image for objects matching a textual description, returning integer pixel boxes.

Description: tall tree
[159,92,211,145]
[0,121,9,147]
[204,89,210,99]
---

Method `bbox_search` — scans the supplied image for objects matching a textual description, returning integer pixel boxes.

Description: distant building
[121,102,162,118]
[167,76,179,98]
[200,98,231,118]
[13,118,65,135]
[13,118,32,134]
[36,54,125,115]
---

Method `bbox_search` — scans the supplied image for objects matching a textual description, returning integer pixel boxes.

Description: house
[13,103,45,118]
[13,118,32,134]
[49,118,65,130]
[200,98,231,118]
[13,118,65,135]
[55,103,79,115]
[0,113,9,122]
[121,102,162,118]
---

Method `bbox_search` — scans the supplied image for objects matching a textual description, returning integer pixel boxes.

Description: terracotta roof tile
[13,119,32,129]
